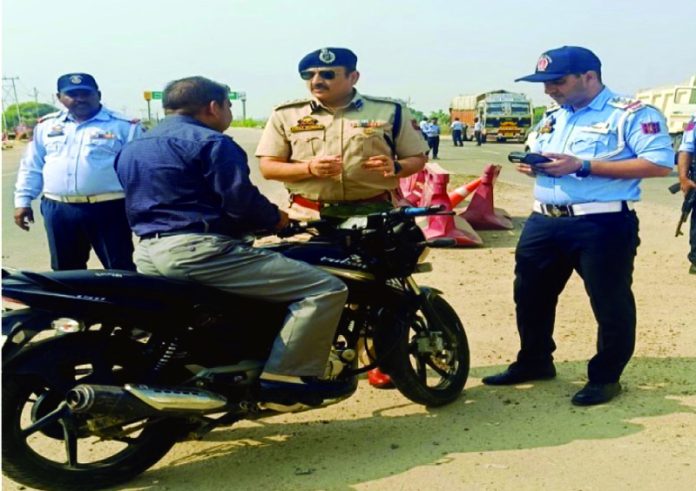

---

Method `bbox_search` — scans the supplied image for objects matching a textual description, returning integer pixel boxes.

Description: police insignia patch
[290,116,325,133]
[686,120,695,131]
[640,122,660,134]
[537,55,551,72]
[70,75,83,84]
[319,48,336,64]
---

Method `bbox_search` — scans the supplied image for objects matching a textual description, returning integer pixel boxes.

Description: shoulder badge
[107,109,141,123]
[274,98,312,110]
[608,96,644,113]
[37,111,61,124]
[361,94,405,107]
[684,116,695,132]
[545,103,560,115]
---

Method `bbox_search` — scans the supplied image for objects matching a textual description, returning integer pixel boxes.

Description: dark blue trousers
[513,209,640,383]
[40,197,135,271]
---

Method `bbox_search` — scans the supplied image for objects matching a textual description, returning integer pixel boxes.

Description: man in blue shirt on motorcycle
[115,76,352,403]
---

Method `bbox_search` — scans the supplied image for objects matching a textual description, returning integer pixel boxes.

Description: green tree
[408,107,426,123]
[2,102,59,131]
[428,109,450,126]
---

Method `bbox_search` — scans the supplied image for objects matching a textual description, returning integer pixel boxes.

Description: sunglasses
[300,70,340,81]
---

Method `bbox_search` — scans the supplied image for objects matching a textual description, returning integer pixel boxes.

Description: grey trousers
[135,233,348,377]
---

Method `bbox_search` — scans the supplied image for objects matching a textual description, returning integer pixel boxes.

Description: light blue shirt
[451,121,464,131]
[424,123,440,138]
[531,87,674,205]
[678,115,695,153]
[14,106,144,208]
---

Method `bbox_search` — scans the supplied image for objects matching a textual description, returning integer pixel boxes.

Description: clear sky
[3,0,695,120]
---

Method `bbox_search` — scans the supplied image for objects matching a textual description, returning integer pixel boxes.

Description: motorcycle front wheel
[2,332,182,490]
[383,292,469,407]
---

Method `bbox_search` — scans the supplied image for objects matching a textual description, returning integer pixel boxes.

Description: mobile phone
[508,151,552,166]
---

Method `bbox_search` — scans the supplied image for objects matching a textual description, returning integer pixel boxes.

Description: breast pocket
[44,136,68,153]
[347,127,390,157]
[86,138,122,156]
[289,132,324,160]
[569,131,617,158]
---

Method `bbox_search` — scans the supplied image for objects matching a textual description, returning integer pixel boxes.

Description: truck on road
[449,90,533,142]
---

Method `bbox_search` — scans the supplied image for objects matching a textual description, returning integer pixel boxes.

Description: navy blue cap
[515,46,601,82]
[57,73,99,93]
[298,47,357,72]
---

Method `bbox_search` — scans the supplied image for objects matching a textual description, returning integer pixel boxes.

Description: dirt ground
[3,161,695,490]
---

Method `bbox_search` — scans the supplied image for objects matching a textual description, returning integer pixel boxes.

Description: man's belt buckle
[545,204,571,217]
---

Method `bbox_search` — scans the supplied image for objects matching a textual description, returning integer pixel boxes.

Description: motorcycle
[1,206,469,490]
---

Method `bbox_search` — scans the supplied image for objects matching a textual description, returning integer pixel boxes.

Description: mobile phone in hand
[508,151,552,166]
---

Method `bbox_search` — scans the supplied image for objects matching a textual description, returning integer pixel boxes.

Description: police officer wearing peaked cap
[256,47,429,389]
[14,72,144,271]
[481,46,674,405]
[255,47,428,219]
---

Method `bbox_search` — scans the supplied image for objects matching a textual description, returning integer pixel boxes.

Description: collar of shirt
[59,106,110,124]
[159,113,213,130]
[561,86,612,115]
[310,89,363,113]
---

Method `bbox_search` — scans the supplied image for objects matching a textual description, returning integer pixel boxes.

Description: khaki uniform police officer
[256,47,428,220]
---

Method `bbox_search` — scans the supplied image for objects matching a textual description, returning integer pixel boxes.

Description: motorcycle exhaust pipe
[67,384,227,417]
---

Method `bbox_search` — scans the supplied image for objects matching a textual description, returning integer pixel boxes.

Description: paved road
[1,128,682,271]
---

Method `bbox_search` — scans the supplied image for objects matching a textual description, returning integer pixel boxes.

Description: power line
[2,76,24,125]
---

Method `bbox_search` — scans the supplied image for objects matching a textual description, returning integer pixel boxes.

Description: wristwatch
[393,160,403,176]
[575,159,592,178]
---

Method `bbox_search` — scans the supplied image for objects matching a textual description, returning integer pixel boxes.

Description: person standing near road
[115,76,352,404]
[255,47,428,388]
[424,117,441,159]
[482,46,674,406]
[451,117,464,147]
[13,73,141,271]
[473,117,483,146]
[676,113,696,274]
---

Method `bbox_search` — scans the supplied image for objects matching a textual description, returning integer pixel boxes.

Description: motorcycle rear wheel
[385,293,469,407]
[2,332,181,490]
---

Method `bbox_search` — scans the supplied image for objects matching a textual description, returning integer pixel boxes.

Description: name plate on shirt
[577,122,611,134]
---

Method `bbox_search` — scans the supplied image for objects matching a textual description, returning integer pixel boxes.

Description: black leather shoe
[571,382,621,406]
[481,364,556,385]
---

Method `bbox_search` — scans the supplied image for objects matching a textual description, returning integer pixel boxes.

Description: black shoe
[259,375,357,406]
[571,382,621,406]
[481,363,556,385]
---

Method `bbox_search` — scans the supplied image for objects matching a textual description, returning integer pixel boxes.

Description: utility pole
[2,76,24,126]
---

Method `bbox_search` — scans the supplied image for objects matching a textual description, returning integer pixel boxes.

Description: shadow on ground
[124,356,695,491]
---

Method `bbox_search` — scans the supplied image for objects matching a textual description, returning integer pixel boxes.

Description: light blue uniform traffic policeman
[481,46,674,406]
[14,73,143,271]
[677,114,696,272]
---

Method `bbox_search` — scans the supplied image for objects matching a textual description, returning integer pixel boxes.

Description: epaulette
[274,98,312,110]
[361,94,406,107]
[37,111,61,123]
[107,109,141,124]
[545,104,560,115]
[607,96,644,113]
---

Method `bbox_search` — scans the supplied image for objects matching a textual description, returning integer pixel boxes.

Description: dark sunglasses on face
[300,70,339,81]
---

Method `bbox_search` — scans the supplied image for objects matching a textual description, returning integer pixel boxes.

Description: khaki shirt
[256,91,428,201]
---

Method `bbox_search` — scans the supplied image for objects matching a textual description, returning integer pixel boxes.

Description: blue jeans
[40,197,135,271]
[513,209,640,383]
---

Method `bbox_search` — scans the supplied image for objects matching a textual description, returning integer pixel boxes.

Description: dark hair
[162,76,229,115]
